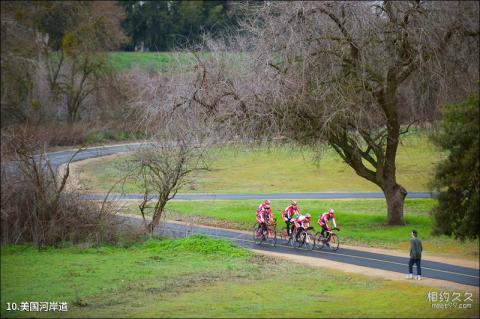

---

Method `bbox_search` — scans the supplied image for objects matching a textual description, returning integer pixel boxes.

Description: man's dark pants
[408,258,422,275]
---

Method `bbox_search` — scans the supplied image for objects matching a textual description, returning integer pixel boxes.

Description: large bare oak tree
[190,1,479,225]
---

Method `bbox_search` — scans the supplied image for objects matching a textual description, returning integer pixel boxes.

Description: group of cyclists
[255,199,339,245]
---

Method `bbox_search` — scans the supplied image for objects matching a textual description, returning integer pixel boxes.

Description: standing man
[406,230,423,280]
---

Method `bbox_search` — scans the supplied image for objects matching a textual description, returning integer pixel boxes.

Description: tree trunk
[148,212,161,233]
[147,199,166,233]
[384,183,407,225]
[67,99,80,123]
[67,99,76,123]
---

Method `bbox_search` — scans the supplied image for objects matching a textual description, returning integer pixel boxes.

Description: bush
[430,95,479,240]
[84,131,107,144]
[0,131,122,246]
[4,121,145,148]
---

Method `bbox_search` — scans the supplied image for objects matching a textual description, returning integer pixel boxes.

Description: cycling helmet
[305,213,311,220]
[328,208,335,217]
[291,200,297,206]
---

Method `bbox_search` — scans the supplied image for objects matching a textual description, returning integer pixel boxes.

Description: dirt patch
[247,254,280,266]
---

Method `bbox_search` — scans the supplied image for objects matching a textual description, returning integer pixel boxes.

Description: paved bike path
[46,143,143,167]
[123,216,479,287]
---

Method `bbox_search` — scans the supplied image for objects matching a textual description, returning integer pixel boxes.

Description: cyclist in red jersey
[282,200,301,238]
[256,200,274,235]
[293,213,311,241]
[318,208,339,244]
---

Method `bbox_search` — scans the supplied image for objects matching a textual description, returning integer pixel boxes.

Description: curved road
[49,144,478,287]
[49,143,437,200]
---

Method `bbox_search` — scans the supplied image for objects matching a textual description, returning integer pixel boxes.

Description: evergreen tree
[431,95,479,240]
[119,1,236,51]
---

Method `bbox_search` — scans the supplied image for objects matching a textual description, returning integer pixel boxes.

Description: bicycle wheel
[314,232,325,250]
[252,223,263,245]
[295,231,306,248]
[328,233,340,251]
[286,230,294,247]
[279,227,291,246]
[287,234,294,247]
[304,231,315,250]
[269,225,277,247]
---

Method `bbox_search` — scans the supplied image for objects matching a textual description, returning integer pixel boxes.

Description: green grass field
[77,133,442,194]
[107,51,244,72]
[107,52,185,71]
[2,237,477,318]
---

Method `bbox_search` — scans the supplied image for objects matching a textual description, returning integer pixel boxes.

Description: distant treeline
[1,0,252,128]
[120,1,249,51]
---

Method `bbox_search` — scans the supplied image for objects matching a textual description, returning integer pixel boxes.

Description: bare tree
[131,121,210,234]
[189,1,479,225]
[41,1,127,123]
[1,1,44,125]
[1,2,128,125]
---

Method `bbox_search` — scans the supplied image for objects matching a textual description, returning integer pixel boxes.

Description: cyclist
[283,200,301,238]
[318,208,339,245]
[256,200,274,236]
[293,213,311,242]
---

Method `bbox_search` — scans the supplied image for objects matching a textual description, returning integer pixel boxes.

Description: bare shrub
[131,118,212,234]
[9,122,93,146]
[0,131,122,247]
[3,119,144,148]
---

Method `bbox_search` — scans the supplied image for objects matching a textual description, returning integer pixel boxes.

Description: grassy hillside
[77,132,443,194]
[2,237,477,318]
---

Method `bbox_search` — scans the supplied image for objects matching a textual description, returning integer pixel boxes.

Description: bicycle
[279,221,295,247]
[295,226,315,250]
[314,227,340,251]
[252,218,277,246]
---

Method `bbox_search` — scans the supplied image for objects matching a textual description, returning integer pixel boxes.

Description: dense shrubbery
[431,95,479,240]
[120,1,238,52]
[0,132,123,246]
[3,122,146,147]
